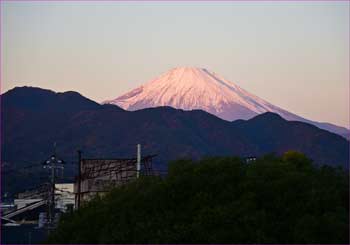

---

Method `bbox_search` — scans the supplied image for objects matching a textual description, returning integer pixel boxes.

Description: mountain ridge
[2,86,348,165]
[104,67,349,138]
[2,86,349,196]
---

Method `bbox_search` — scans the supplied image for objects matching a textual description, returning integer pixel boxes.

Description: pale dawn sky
[1,1,349,127]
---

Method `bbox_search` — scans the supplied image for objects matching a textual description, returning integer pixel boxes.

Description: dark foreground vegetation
[48,152,349,244]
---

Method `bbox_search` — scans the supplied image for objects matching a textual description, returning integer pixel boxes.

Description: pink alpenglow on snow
[104,67,349,138]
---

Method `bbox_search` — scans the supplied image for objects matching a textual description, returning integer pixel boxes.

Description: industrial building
[75,154,156,206]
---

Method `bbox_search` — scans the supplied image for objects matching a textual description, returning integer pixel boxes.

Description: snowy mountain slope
[104,67,349,137]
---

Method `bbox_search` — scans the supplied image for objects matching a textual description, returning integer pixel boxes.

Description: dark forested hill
[1,86,349,197]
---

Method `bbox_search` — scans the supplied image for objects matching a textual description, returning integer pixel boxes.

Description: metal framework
[75,155,156,205]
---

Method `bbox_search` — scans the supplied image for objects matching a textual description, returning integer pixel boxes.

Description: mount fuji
[104,67,349,138]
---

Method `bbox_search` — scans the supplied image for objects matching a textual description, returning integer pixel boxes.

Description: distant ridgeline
[1,86,349,197]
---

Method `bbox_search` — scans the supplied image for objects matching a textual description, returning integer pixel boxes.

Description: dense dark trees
[48,152,349,244]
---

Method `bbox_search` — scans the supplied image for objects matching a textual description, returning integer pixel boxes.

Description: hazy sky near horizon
[1,1,349,127]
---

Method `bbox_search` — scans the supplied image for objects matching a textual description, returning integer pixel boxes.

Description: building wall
[75,159,138,205]
[55,183,75,212]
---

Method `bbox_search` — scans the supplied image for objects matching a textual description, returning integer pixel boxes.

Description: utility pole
[137,144,141,178]
[43,143,64,230]
[77,150,82,209]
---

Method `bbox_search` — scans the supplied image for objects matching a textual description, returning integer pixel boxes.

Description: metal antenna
[137,144,141,178]
[53,142,57,155]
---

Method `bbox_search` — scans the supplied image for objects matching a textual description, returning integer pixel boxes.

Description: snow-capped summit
[104,67,349,137]
[104,66,300,121]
